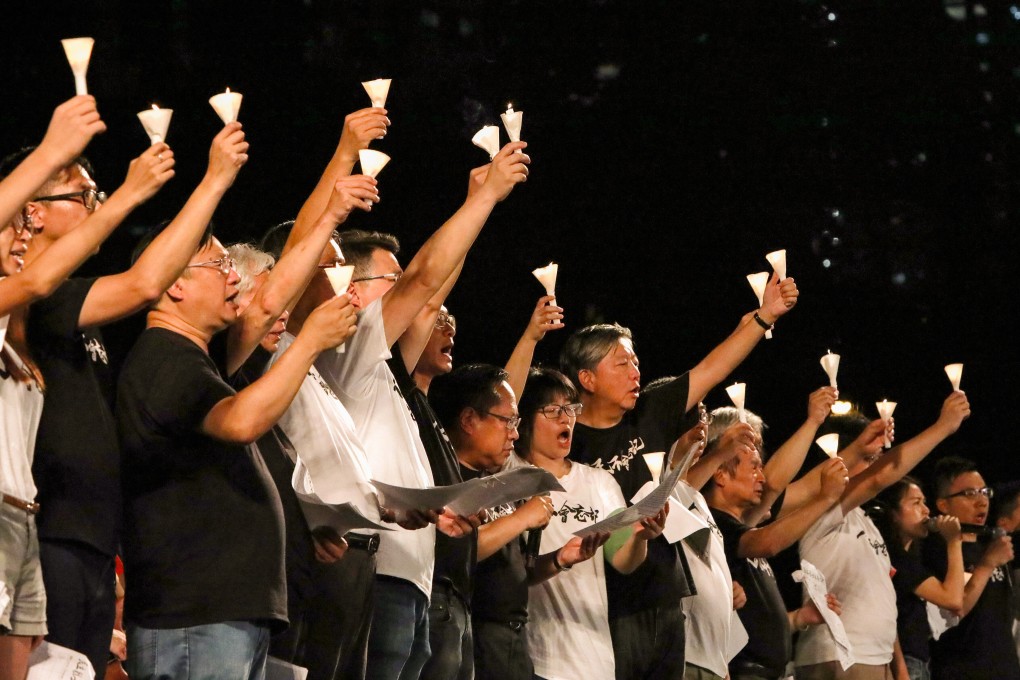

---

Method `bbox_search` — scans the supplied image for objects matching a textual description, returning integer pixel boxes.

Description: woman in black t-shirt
[872,477,965,680]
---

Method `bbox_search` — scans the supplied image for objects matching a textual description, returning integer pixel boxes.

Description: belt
[2,494,40,515]
[729,660,782,680]
[345,532,380,554]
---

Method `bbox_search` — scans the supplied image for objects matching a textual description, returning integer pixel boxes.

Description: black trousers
[610,604,686,680]
[473,619,532,680]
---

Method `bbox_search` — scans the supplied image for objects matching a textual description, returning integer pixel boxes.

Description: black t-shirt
[27,278,121,555]
[235,346,315,607]
[889,543,933,662]
[466,465,529,624]
[117,328,287,629]
[387,356,477,604]
[923,536,1020,680]
[712,508,791,676]
[569,373,696,618]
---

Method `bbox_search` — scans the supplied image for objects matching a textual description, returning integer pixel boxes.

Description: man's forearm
[739,494,836,559]
[0,148,64,229]
[687,313,768,411]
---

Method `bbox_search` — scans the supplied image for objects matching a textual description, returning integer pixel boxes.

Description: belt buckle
[367,534,380,554]
[25,501,40,515]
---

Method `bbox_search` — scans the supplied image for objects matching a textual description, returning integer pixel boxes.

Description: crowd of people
[1,90,1017,680]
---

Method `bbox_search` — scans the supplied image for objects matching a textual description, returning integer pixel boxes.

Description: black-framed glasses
[353,272,401,284]
[484,411,521,431]
[537,403,583,420]
[187,256,236,276]
[943,486,994,500]
[435,311,456,331]
[32,189,107,212]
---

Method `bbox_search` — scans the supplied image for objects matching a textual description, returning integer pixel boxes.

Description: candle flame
[225,87,231,93]
[151,104,159,110]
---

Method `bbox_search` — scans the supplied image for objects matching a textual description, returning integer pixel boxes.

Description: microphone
[525,526,544,568]
[925,518,1008,539]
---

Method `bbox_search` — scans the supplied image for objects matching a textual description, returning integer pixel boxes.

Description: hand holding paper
[793,560,856,670]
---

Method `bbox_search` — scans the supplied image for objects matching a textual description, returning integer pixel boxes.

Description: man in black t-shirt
[925,456,1019,680]
[559,274,798,680]
[4,124,245,671]
[117,231,355,677]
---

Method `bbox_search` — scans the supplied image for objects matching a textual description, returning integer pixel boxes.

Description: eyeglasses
[352,272,401,284]
[484,411,521,431]
[435,311,456,331]
[186,256,236,276]
[32,189,107,212]
[943,486,994,500]
[537,403,583,419]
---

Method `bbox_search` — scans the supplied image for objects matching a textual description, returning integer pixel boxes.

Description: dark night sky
[3,0,1017,486]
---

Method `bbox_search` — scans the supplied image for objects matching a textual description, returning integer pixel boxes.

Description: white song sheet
[793,560,855,670]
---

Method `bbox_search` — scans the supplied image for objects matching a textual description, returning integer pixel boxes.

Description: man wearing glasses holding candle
[923,457,1018,680]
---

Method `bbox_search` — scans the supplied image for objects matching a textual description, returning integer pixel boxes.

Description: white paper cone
[209,90,243,125]
[876,400,897,448]
[324,265,356,355]
[820,351,840,389]
[746,272,772,339]
[358,149,391,178]
[471,125,500,160]
[61,38,94,95]
[944,363,963,391]
[766,249,787,280]
[725,382,747,423]
[815,433,840,458]
[532,262,558,299]
[137,107,173,144]
[501,106,523,143]
[643,452,665,484]
[362,78,392,108]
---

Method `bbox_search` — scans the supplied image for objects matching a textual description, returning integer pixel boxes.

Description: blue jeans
[366,577,431,680]
[125,620,270,680]
[905,656,931,680]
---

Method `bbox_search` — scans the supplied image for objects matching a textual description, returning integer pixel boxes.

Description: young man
[924,457,1018,680]
[559,272,798,680]
[116,229,354,678]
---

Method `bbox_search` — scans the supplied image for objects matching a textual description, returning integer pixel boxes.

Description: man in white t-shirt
[277,142,530,679]
[791,392,971,680]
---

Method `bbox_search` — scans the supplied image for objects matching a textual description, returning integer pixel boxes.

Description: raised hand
[807,387,839,426]
[476,142,530,203]
[337,108,391,162]
[818,456,850,501]
[936,390,971,436]
[301,294,358,352]
[932,514,962,542]
[523,295,565,342]
[760,270,799,323]
[120,144,175,204]
[205,122,249,191]
[323,175,380,223]
[37,95,108,168]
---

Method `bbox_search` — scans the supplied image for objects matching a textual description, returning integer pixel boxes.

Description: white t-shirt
[313,299,436,597]
[269,332,380,526]
[0,340,44,500]
[527,459,624,680]
[795,505,897,666]
[680,481,735,678]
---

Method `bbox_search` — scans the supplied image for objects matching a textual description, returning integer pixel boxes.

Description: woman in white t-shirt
[515,367,667,680]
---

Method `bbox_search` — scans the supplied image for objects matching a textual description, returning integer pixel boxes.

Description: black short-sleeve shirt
[923,536,1020,679]
[569,373,697,618]
[890,543,934,662]
[28,278,121,555]
[387,355,477,604]
[117,328,286,629]
[712,507,791,676]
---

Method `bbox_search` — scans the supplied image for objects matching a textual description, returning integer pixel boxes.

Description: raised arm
[0,96,106,229]
[915,517,965,613]
[960,536,1014,617]
[738,457,848,558]
[686,272,799,411]
[746,387,837,527]
[289,108,389,245]
[685,421,754,491]
[380,143,529,347]
[202,295,356,444]
[504,295,565,399]
[227,175,377,375]
[1,148,172,316]
[840,392,970,514]
[79,124,248,328]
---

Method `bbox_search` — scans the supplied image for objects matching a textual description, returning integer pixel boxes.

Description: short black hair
[259,220,295,260]
[931,456,980,502]
[429,363,510,437]
[992,481,1020,526]
[0,146,95,188]
[516,367,578,458]
[337,229,400,277]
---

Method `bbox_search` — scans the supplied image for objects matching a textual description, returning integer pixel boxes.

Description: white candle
[362,78,392,108]
[643,452,665,484]
[815,433,840,458]
[61,38,95,95]
[358,149,391,178]
[532,262,558,304]
[820,350,840,389]
[876,399,897,449]
[944,363,963,391]
[765,249,787,280]
[746,272,772,339]
[725,382,747,423]
[471,125,500,160]
[325,264,356,355]
[137,104,173,144]
[209,87,243,125]
[501,103,523,143]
